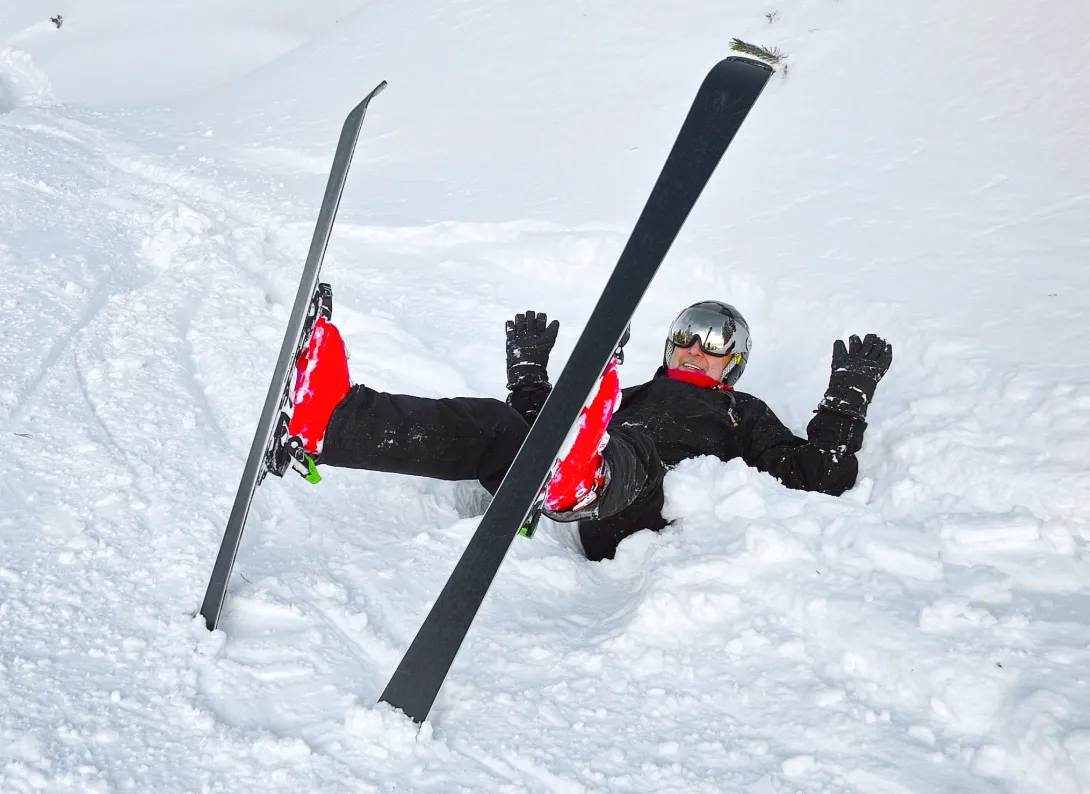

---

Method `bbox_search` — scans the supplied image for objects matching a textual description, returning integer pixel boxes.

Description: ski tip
[368,80,389,101]
[348,81,389,118]
[698,56,774,98]
[721,55,775,75]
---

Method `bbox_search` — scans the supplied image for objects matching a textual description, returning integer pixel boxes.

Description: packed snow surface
[2,1,1089,791]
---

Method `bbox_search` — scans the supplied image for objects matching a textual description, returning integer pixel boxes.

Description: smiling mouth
[681,362,705,372]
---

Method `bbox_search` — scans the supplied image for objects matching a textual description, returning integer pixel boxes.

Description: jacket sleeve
[737,396,860,496]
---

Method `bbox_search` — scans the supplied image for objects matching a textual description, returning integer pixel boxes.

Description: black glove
[506,310,559,390]
[506,311,559,424]
[817,333,892,422]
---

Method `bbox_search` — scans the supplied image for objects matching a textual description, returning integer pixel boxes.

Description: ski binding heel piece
[286,436,322,484]
[264,413,321,484]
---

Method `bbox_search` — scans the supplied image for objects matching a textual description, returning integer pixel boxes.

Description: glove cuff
[507,384,551,424]
[807,408,868,455]
[507,362,550,391]
[823,371,878,419]
[817,393,868,422]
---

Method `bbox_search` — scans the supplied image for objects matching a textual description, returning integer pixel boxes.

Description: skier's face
[669,339,730,382]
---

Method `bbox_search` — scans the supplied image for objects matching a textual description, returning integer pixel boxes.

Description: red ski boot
[288,316,351,455]
[542,356,622,514]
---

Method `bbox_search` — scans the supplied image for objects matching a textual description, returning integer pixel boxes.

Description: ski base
[379,57,772,724]
[199,81,387,633]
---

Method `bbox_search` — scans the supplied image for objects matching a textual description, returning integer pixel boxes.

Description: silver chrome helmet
[663,300,752,387]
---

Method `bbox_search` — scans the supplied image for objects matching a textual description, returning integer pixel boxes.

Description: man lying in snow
[286,300,892,560]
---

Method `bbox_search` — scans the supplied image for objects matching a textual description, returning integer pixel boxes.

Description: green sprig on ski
[730,38,785,65]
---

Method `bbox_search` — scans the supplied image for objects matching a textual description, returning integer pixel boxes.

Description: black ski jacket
[611,367,859,497]
[321,366,865,562]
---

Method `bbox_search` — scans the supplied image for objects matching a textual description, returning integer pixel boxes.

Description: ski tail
[199,81,387,633]
[379,57,772,724]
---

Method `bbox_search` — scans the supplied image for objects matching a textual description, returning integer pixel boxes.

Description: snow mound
[0,48,53,112]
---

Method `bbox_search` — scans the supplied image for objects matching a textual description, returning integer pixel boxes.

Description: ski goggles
[667,307,742,357]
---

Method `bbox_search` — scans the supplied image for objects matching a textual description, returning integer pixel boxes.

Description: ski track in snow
[2,1,1090,791]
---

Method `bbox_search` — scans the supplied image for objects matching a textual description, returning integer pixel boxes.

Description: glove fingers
[848,334,863,356]
[864,334,891,363]
[832,339,847,365]
[545,318,560,342]
[505,320,515,339]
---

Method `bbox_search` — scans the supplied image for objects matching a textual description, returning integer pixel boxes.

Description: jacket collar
[656,366,734,391]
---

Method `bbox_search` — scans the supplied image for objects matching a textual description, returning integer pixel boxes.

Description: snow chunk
[344,704,432,757]
[781,754,816,777]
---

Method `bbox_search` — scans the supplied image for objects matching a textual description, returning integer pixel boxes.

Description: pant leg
[319,385,528,494]
[578,489,668,562]
[320,384,668,560]
[578,424,668,562]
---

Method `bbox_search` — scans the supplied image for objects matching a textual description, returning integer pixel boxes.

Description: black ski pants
[319,385,667,560]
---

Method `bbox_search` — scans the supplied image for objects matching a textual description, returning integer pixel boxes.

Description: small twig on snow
[730,37,786,65]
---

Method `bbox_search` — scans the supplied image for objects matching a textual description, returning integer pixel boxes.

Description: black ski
[200,81,387,632]
[379,57,772,723]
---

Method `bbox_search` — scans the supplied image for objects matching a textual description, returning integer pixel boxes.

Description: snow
[2,0,1089,791]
